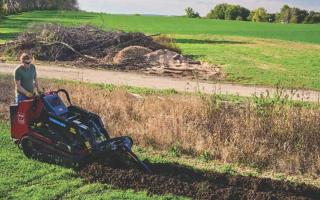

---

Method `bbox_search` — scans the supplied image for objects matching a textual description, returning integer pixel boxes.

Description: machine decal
[85,141,92,149]
[79,124,89,130]
[49,117,66,127]
[70,127,77,134]
[17,112,25,124]
[73,120,81,124]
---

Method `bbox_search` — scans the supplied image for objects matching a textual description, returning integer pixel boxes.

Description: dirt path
[1,63,319,102]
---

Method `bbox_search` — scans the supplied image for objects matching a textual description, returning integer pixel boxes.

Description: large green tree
[280,5,291,23]
[0,0,3,17]
[207,3,229,19]
[238,6,250,20]
[250,8,269,22]
[185,7,200,18]
[2,0,78,15]
[225,5,239,20]
[277,5,310,24]
[289,8,308,23]
[207,3,250,20]
[304,11,320,23]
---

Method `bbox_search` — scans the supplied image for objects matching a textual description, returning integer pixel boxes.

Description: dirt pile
[79,162,320,200]
[113,46,152,66]
[0,24,223,80]
[112,47,223,80]
[143,49,222,80]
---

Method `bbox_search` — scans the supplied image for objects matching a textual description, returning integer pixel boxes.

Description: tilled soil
[79,162,320,200]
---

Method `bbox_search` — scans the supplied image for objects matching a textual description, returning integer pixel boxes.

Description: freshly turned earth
[78,162,320,200]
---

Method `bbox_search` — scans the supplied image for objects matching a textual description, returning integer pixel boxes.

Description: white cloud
[78,0,320,16]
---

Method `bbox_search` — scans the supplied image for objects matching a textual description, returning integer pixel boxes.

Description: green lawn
[0,122,183,200]
[176,35,320,89]
[0,10,320,90]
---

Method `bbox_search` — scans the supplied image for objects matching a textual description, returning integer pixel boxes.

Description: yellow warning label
[85,141,92,149]
[70,128,76,134]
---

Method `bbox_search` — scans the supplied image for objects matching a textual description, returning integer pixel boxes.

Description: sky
[78,0,320,16]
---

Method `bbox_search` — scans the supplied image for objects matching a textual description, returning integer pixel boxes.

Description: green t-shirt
[14,64,37,96]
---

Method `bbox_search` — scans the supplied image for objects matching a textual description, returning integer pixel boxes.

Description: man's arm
[34,78,40,93]
[15,80,33,97]
[33,65,40,93]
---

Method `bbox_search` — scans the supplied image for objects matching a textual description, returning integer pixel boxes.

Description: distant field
[1,11,320,43]
[0,10,319,90]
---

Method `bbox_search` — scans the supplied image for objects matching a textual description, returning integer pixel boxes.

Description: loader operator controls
[43,94,68,116]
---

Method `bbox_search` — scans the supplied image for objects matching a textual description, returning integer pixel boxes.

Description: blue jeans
[16,95,29,104]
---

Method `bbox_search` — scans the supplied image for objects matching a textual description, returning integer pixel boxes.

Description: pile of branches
[0,24,165,63]
[0,24,223,80]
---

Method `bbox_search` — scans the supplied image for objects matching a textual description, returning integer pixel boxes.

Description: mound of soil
[79,162,320,200]
[113,46,152,66]
[143,49,223,80]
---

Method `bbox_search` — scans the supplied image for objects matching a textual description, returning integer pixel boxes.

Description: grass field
[2,121,319,199]
[1,11,320,43]
[1,11,320,198]
[0,10,320,90]
[1,74,320,198]
[0,122,186,200]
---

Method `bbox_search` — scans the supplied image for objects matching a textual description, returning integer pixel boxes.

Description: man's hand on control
[25,92,34,98]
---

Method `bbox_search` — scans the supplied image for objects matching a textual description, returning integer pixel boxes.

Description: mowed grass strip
[0,10,319,90]
[0,123,184,200]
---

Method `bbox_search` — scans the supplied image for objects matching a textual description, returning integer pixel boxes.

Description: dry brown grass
[152,35,182,54]
[1,75,319,175]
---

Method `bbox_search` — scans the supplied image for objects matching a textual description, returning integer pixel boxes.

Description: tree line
[0,0,78,16]
[185,4,320,24]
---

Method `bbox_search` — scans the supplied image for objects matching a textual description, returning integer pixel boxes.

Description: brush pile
[0,24,223,80]
[1,24,163,61]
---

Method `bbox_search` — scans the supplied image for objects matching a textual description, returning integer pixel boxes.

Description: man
[14,53,40,103]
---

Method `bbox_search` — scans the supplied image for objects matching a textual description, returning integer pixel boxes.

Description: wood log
[163,69,184,74]
[163,66,195,71]
[38,40,99,62]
